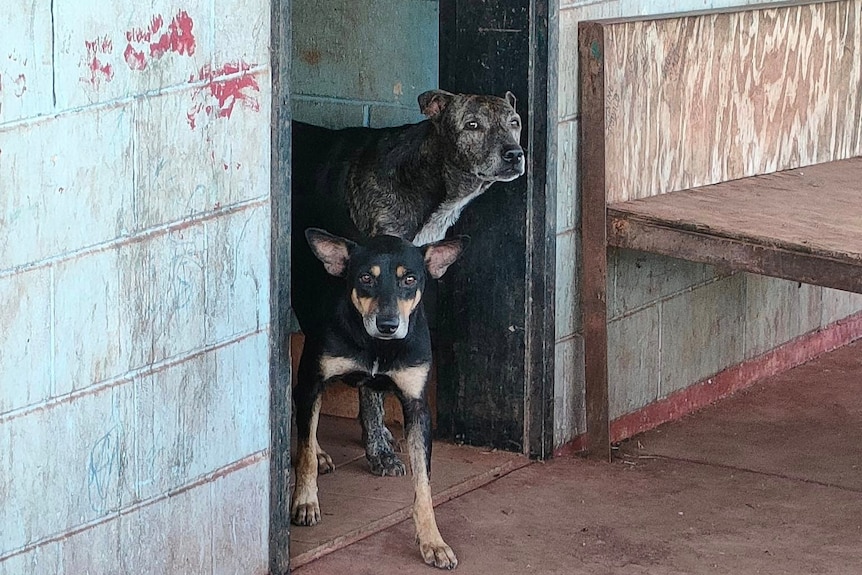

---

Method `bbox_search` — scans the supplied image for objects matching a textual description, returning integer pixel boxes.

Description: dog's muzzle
[502,145,524,165]
[498,145,526,179]
[363,313,409,340]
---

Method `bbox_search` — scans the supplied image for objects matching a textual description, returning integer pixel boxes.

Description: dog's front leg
[359,386,406,476]
[393,365,457,570]
[292,352,326,526]
[401,396,457,569]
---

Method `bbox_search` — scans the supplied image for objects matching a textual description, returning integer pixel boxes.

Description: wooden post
[578,22,611,461]
[269,0,293,571]
[437,0,555,458]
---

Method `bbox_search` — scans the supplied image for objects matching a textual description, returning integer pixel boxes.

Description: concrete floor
[293,339,862,574]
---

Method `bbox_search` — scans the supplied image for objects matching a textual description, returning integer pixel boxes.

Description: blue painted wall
[292,0,438,128]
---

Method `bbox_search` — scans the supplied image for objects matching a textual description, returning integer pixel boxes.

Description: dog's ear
[418,90,455,119]
[305,228,355,277]
[504,91,517,111]
[422,235,469,280]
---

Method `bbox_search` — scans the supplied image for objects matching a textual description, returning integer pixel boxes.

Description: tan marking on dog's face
[370,265,381,278]
[396,265,406,278]
[387,364,429,400]
[396,289,422,324]
[351,288,377,318]
[320,355,367,381]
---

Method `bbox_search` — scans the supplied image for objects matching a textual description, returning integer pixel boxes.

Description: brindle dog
[291,89,525,477]
[292,228,466,569]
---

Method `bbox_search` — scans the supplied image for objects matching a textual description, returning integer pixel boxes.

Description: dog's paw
[419,541,458,570]
[291,500,321,526]
[317,451,335,474]
[291,486,321,526]
[367,452,406,476]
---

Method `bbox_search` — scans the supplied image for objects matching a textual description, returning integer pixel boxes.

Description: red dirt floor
[292,339,862,575]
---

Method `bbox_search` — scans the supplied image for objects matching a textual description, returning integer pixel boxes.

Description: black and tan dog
[292,228,466,569]
[291,89,525,477]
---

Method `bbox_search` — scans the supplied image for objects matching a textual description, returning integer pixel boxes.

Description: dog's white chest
[412,188,484,246]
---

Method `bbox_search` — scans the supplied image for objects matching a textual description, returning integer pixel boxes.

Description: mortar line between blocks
[49,0,57,108]
[657,299,664,399]
[0,328,265,424]
[48,264,56,398]
[0,65,269,131]
[0,197,268,279]
[0,450,268,564]
[607,272,737,323]
[293,94,418,110]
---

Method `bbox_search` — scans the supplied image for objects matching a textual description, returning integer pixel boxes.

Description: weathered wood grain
[609,157,862,269]
[600,0,862,203]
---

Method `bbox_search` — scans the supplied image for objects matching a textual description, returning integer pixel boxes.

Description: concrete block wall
[1,2,271,572]
[291,0,438,129]
[552,0,862,447]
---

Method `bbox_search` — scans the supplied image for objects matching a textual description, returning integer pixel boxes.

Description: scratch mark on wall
[3,52,31,103]
[13,73,26,97]
[87,424,122,513]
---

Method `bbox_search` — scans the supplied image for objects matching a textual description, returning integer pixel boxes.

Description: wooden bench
[578,1,862,459]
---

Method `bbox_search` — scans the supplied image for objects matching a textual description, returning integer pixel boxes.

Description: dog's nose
[376,316,400,335]
[502,147,524,163]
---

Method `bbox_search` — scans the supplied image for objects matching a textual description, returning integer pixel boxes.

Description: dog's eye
[359,273,374,285]
[510,118,520,128]
[465,120,479,130]
[402,275,417,287]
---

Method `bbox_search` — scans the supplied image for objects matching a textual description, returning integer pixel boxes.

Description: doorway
[271,0,555,570]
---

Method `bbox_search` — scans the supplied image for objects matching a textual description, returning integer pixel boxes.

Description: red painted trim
[554,310,862,457]
[552,434,588,459]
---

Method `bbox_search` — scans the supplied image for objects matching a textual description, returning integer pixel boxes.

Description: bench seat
[608,157,862,295]
[578,2,862,460]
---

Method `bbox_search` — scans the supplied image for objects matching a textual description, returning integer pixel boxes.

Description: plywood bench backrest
[580,0,862,204]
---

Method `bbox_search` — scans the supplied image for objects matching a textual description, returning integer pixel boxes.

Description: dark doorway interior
[273,1,554,571]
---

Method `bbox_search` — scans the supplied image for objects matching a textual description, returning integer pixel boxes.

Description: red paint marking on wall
[82,35,114,88]
[126,14,163,43]
[185,61,260,130]
[151,10,196,58]
[205,62,260,119]
[186,109,199,129]
[123,44,146,71]
[124,11,195,71]
[85,36,113,54]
